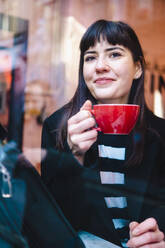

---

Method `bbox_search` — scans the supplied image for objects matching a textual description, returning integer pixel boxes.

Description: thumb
[80,100,92,111]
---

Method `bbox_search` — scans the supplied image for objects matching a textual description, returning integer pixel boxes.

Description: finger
[70,129,98,145]
[127,230,164,247]
[80,100,92,111]
[70,137,97,157]
[68,110,92,125]
[77,138,97,153]
[68,117,96,135]
[127,240,165,248]
[139,241,165,248]
[68,100,92,125]
[129,221,139,238]
[130,221,139,232]
[132,218,158,236]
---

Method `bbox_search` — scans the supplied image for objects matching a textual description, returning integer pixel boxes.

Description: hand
[67,100,97,164]
[127,218,165,248]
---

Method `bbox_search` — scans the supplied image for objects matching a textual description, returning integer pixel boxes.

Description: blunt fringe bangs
[80,19,143,62]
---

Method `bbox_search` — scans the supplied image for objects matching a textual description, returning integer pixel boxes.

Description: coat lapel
[94,203,122,246]
[126,170,148,221]
[82,167,121,246]
[126,153,156,221]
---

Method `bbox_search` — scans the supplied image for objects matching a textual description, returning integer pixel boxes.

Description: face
[83,38,142,104]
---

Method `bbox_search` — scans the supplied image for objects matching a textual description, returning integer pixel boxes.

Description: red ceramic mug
[90,104,140,134]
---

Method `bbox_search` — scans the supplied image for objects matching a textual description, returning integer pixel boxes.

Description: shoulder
[144,125,165,164]
[146,108,165,141]
[41,103,70,155]
[43,103,69,130]
[146,108,165,125]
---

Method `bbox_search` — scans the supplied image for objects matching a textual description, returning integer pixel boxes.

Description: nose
[95,58,110,73]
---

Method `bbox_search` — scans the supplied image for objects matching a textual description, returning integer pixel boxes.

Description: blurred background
[0,0,165,171]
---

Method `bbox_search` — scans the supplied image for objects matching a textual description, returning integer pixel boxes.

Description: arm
[127,139,165,248]
[40,102,98,229]
[41,115,89,228]
[41,119,56,181]
[41,117,56,151]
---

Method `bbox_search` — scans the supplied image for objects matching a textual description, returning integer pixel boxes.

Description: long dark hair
[56,19,147,166]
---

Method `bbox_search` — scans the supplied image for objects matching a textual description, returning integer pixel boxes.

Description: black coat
[14,157,85,248]
[41,106,165,246]
[0,129,85,248]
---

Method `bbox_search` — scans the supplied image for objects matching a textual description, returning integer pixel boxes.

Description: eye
[110,52,122,58]
[84,56,96,62]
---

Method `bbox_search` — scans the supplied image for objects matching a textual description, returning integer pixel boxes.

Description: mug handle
[90,109,95,115]
[89,109,101,132]
[94,127,101,132]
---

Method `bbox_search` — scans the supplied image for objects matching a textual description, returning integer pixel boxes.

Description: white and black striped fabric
[97,134,131,247]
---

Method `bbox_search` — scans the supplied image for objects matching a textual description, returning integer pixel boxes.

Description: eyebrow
[84,46,125,55]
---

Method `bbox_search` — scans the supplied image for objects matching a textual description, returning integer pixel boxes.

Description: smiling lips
[94,77,115,85]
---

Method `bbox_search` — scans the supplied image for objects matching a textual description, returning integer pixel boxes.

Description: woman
[41,20,165,247]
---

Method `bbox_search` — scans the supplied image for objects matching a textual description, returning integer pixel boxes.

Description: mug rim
[93,104,140,107]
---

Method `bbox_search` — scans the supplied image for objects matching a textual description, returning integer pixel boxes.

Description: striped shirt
[97,134,130,247]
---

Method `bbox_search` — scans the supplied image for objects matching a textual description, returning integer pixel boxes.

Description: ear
[134,61,142,79]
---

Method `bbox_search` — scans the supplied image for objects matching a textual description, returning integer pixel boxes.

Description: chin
[95,94,113,101]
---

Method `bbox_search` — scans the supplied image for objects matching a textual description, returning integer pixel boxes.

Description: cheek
[118,63,136,82]
[83,66,93,82]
